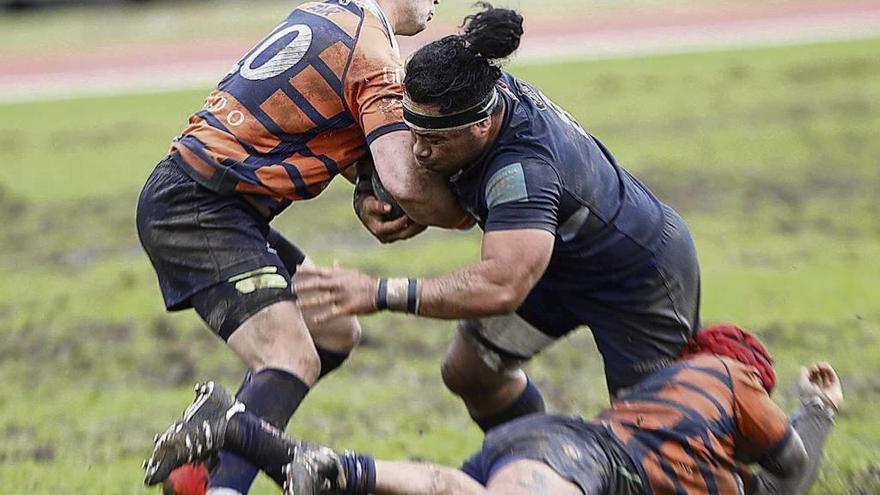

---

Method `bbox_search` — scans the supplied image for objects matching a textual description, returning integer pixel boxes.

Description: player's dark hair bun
[462,2,524,60]
[405,3,523,113]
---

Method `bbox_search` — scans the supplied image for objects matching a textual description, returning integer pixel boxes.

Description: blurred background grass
[1,1,879,494]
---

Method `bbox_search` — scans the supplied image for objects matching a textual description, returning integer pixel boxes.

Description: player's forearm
[376,232,550,319]
[383,166,468,228]
[415,260,528,319]
[749,402,835,495]
[370,131,468,228]
[375,260,527,319]
[375,461,489,495]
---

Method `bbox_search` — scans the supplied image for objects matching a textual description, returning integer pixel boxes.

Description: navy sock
[234,370,253,394]
[339,452,377,495]
[473,378,545,432]
[209,368,310,493]
[224,410,299,475]
[223,414,376,494]
[316,347,350,380]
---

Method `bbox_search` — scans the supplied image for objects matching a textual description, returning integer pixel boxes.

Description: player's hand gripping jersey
[595,355,792,495]
[171,0,407,218]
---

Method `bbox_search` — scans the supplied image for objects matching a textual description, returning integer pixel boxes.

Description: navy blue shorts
[466,207,700,395]
[136,156,305,340]
[461,414,643,495]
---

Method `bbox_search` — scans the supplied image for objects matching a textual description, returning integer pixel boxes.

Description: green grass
[1,36,879,494]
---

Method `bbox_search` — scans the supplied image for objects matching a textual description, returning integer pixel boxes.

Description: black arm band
[407,278,419,313]
[376,278,389,310]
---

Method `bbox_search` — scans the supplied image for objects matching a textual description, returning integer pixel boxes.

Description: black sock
[224,410,300,471]
[223,413,376,495]
[316,347,350,380]
[209,368,310,492]
[473,378,545,432]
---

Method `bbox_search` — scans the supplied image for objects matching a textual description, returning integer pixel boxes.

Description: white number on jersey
[238,23,313,81]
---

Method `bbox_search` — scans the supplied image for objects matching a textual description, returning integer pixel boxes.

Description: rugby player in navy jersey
[296,4,701,430]
[144,324,843,495]
[135,1,465,494]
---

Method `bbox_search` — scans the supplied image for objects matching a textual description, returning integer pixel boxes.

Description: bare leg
[375,461,489,495]
[441,327,528,419]
[211,255,358,494]
[213,301,319,493]
[227,300,320,382]
[487,460,583,495]
[372,459,580,495]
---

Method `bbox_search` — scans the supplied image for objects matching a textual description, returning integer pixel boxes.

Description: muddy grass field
[1,32,879,495]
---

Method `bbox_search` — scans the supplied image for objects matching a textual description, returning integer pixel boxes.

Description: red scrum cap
[163,463,209,495]
[680,323,777,393]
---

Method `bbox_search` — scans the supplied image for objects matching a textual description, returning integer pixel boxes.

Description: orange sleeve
[733,365,791,460]
[344,15,407,144]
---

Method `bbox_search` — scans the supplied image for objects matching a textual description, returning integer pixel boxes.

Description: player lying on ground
[297,2,702,436]
[135,0,467,493]
[144,324,843,495]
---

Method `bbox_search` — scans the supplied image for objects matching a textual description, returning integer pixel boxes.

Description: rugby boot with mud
[144,382,245,486]
[283,446,346,495]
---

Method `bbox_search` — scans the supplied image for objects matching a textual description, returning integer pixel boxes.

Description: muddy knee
[228,301,322,384]
[441,320,523,398]
[309,315,362,354]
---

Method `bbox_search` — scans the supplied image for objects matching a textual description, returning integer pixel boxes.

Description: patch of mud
[0,424,56,464]
[755,317,879,363]
[0,191,139,271]
[150,316,177,342]
[145,318,226,386]
[847,465,880,495]
[633,159,873,219]
[0,132,25,158]
[0,444,56,464]
[154,347,198,387]
[1,320,133,375]
[47,121,148,152]
[634,167,723,213]
[369,318,440,356]
[741,168,876,237]
[724,63,753,82]
[0,183,27,218]
[782,57,880,85]
[591,73,625,96]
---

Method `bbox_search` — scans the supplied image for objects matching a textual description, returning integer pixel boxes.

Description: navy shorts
[464,206,700,395]
[136,156,306,340]
[461,414,643,495]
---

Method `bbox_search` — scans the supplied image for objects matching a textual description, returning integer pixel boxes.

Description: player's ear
[473,117,493,136]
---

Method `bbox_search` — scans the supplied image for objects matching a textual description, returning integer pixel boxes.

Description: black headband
[403,89,500,131]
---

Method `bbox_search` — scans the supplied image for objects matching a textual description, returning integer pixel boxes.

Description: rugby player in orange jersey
[135,1,463,494]
[144,324,843,495]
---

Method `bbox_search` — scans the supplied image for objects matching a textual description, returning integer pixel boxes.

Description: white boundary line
[514,12,880,66]
[1,8,879,103]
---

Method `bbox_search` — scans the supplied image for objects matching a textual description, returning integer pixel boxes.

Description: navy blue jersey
[450,72,671,290]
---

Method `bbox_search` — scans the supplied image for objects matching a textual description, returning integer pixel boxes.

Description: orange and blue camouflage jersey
[594,354,792,495]
[170,0,406,217]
